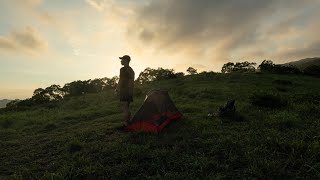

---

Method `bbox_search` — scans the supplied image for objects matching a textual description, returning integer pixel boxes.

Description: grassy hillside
[284,57,320,70]
[0,73,319,179]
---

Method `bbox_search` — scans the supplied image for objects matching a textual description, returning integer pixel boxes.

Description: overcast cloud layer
[1,0,320,99]
[126,0,320,64]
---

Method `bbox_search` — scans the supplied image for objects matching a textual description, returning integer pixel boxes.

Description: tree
[186,67,197,75]
[136,68,155,84]
[258,60,301,74]
[45,84,65,101]
[175,72,185,78]
[63,81,87,96]
[155,68,176,81]
[101,76,119,90]
[136,67,176,84]
[221,62,234,73]
[233,61,256,72]
[6,100,20,109]
[87,79,105,93]
[32,84,65,103]
[221,61,256,73]
[258,60,275,72]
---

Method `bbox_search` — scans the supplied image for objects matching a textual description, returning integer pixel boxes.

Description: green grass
[0,73,320,179]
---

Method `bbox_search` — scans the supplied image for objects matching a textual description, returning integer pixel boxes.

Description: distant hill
[0,99,11,108]
[284,57,320,70]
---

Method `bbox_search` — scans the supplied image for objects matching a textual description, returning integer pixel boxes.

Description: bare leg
[121,101,131,125]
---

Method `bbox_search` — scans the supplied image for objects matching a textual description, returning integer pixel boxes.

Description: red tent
[124,90,182,133]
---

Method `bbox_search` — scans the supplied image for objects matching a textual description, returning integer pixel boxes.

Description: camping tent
[125,90,182,133]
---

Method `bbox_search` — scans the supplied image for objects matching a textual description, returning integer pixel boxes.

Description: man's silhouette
[115,55,135,125]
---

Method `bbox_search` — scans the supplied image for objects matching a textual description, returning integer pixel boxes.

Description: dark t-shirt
[119,66,135,100]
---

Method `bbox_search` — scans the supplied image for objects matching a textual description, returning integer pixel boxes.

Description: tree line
[6,77,119,110]
[220,59,320,75]
[4,60,319,110]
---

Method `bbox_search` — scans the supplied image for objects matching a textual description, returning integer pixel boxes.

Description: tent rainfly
[125,90,182,133]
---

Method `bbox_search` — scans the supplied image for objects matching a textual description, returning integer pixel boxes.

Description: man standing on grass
[115,55,135,125]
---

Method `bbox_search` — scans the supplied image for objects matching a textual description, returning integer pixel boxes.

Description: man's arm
[115,78,122,93]
[115,68,124,94]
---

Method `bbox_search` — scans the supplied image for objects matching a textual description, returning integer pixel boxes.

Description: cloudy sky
[0,0,319,99]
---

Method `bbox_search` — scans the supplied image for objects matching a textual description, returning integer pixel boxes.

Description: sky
[0,0,319,99]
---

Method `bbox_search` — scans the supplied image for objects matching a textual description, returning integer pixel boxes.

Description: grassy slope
[284,57,320,70]
[0,73,319,179]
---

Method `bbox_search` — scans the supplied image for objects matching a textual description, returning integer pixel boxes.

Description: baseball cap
[119,55,131,61]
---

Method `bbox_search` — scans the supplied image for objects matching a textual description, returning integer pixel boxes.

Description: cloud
[124,0,320,64]
[85,0,108,11]
[12,0,55,24]
[19,0,43,7]
[0,26,48,55]
[275,40,320,61]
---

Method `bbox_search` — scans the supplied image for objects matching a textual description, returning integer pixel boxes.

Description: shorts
[120,94,133,103]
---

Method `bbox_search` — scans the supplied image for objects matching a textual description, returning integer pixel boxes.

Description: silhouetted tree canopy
[136,67,177,84]
[102,76,119,89]
[175,72,185,78]
[221,62,235,73]
[258,60,301,74]
[258,60,275,72]
[221,61,256,73]
[186,67,197,75]
[6,100,20,109]
[63,81,88,96]
[31,85,65,103]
